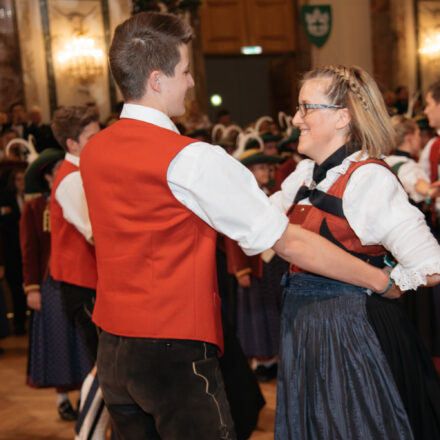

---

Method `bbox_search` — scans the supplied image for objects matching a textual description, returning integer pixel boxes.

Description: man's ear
[148,70,162,93]
[66,138,78,155]
[335,107,351,130]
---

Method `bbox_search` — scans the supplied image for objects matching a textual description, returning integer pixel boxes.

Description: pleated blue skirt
[236,255,288,357]
[28,275,93,387]
[275,273,413,440]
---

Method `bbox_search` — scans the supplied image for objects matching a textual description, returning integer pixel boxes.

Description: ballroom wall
[6,0,131,123]
[1,0,438,124]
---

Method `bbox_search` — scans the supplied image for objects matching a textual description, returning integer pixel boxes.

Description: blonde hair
[302,65,395,157]
[390,115,418,147]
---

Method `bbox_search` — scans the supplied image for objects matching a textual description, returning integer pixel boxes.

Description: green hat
[24,148,65,194]
[218,137,235,150]
[240,149,282,167]
[278,128,300,153]
[260,133,283,143]
[245,138,261,150]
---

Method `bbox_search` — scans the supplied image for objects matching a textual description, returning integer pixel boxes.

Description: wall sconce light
[56,36,104,84]
[419,31,440,58]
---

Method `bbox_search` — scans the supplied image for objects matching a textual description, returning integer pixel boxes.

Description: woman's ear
[335,107,351,131]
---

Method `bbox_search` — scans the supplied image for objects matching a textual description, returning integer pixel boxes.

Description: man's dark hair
[109,11,193,101]
[9,102,24,113]
[427,80,440,104]
[51,106,99,151]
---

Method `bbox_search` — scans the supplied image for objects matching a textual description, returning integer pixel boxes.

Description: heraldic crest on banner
[301,5,332,48]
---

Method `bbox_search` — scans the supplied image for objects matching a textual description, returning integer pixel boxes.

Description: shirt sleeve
[167,142,288,255]
[398,161,430,203]
[55,171,93,243]
[343,163,440,290]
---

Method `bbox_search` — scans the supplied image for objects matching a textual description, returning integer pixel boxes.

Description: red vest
[50,160,97,289]
[288,159,388,273]
[80,119,223,351]
[429,136,440,182]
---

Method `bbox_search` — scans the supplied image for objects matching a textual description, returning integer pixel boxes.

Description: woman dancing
[271,65,440,440]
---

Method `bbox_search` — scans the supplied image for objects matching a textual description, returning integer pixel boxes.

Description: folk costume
[419,134,440,222]
[385,151,431,205]
[225,237,287,383]
[385,151,440,359]
[20,148,93,422]
[227,240,286,357]
[80,103,288,440]
[21,196,93,389]
[226,150,287,369]
[0,173,26,333]
[50,153,98,360]
[271,146,440,440]
[50,151,112,437]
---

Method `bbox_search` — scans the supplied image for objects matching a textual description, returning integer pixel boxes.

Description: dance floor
[0,335,276,439]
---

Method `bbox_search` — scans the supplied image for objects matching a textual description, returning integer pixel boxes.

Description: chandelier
[56,37,104,84]
[419,31,440,58]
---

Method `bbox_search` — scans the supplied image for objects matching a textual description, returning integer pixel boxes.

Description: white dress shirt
[419,134,440,212]
[55,153,93,243]
[270,151,440,291]
[418,135,438,180]
[384,154,430,203]
[119,104,288,255]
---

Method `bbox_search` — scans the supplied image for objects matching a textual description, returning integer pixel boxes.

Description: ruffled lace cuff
[391,260,440,291]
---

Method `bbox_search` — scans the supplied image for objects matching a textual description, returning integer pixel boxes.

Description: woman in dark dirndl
[227,149,288,381]
[21,148,93,421]
[271,65,440,440]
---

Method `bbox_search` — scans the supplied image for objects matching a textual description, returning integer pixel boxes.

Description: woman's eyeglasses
[296,103,344,117]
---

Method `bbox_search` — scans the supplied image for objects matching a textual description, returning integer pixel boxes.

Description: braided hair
[301,65,395,157]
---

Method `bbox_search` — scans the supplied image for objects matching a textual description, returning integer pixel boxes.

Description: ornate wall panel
[15,0,51,121]
[0,0,25,113]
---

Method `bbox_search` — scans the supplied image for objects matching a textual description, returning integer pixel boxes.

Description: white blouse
[384,155,430,203]
[270,151,440,291]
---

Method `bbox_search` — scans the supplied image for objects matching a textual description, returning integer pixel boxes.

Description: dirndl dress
[27,275,93,388]
[275,272,440,440]
[236,255,288,358]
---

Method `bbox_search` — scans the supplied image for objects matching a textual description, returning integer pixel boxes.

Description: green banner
[301,5,332,48]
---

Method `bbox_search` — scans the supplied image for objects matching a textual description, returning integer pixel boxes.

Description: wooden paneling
[247,0,296,52]
[200,1,248,54]
[200,0,296,54]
